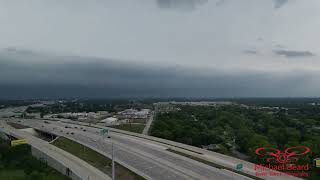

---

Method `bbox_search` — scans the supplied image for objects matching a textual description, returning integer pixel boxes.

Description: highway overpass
[0,120,110,180]
[7,118,301,180]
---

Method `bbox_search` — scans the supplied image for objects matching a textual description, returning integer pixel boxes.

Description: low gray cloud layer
[273,50,315,58]
[0,1,320,98]
[0,49,319,98]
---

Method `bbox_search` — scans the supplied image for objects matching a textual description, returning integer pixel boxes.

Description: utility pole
[112,143,115,180]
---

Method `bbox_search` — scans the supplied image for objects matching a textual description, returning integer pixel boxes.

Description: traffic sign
[236,164,243,171]
[11,139,28,147]
[100,128,109,136]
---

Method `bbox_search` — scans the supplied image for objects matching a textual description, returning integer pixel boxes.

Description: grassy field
[0,170,70,180]
[111,123,145,134]
[52,137,144,180]
[0,170,25,180]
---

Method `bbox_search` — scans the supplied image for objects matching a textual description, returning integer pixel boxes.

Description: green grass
[112,123,145,134]
[0,169,70,180]
[52,137,144,180]
[0,170,25,180]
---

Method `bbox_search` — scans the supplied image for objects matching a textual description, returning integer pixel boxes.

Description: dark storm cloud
[0,49,319,98]
[0,50,177,88]
[273,50,315,58]
[273,0,288,9]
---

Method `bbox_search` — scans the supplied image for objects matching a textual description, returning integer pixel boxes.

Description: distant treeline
[150,105,320,165]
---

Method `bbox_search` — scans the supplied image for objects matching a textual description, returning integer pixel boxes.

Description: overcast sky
[0,0,320,98]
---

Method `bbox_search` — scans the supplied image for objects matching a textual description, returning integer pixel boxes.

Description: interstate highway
[9,118,300,180]
[0,120,110,180]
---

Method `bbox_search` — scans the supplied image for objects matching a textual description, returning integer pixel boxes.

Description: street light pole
[112,143,115,180]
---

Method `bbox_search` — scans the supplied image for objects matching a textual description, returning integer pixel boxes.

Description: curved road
[10,118,300,180]
[0,120,110,180]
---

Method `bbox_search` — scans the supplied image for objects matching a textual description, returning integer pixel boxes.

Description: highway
[8,118,300,180]
[142,112,154,135]
[0,120,111,180]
